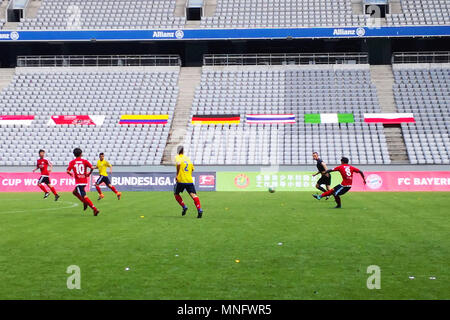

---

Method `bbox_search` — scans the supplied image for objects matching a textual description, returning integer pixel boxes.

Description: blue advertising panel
[90,172,216,192]
[0,26,449,42]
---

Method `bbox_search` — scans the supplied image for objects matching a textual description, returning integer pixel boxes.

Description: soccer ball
[268,187,276,193]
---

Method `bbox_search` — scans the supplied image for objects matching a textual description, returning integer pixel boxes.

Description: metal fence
[17,55,181,67]
[203,53,369,66]
[392,52,450,64]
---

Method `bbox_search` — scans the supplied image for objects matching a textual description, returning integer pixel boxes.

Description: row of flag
[0,113,416,126]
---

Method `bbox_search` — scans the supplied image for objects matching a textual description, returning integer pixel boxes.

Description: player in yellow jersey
[174,146,203,218]
[93,153,121,201]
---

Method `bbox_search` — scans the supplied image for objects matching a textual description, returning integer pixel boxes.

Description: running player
[93,153,121,201]
[312,157,366,208]
[32,149,60,201]
[312,152,331,198]
[173,146,203,218]
[66,148,99,216]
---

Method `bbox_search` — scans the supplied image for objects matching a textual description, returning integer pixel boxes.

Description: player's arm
[176,164,180,182]
[66,165,73,177]
[358,169,366,184]
[86,162,94,177]
[32,164,38,173]
[324,168,337,174]
[322,162,329,173]
[108,162,113,175]
[48,161,53,173]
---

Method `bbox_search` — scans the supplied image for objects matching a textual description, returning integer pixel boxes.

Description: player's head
[38,149,45,158]
[341,157,349,164]
[177,145,184,155]
[99,152,104,161]
[73,148,82,158]
[312,152,319,160]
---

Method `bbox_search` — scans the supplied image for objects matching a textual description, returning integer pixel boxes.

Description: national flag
[0,115,34,126]
[119,115,169,125]
[304,113,354,124]
[364,113,415,124]
[192,114,240,125]
[246,114,296,124]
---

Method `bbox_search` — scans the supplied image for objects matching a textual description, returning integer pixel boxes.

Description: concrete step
[0,1,9,20]
[0,68,16,92]
[25,0,42,19]
[383,125,409,162]
[204,0,218,17]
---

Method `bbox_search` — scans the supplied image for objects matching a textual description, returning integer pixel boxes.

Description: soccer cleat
[98,194,105,201]
[325,196,330,200]
[182,207,188,216]
[83,202,88,211]
[334,205,342,209]
[197,210,203,219]
[117,192,122,200]
[54,194,60,201]
[312,194,322,200]
[93,208,100,216]
[44,192,50,199]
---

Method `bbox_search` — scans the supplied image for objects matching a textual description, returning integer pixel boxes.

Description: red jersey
[67,158,93,185]
[37,158,52,176]
[334,164,361,186]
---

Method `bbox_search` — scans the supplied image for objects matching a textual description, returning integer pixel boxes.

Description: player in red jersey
[313,157,366,208]
[66,148,99,216]
[32,149,60,201]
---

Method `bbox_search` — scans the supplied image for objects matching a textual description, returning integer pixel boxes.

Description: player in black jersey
[312,152,331,198]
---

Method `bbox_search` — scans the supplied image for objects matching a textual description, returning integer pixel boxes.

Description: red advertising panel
[0,172,90,192]
[49,115,105,125]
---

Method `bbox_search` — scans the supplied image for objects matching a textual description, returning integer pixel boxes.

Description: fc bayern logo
[356,27,366,37]
[234,174,250,189]
[366,174,383,190]
[10,31,19,40]
[175,30,184,39]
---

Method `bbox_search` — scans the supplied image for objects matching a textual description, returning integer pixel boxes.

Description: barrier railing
[392,52,450,64]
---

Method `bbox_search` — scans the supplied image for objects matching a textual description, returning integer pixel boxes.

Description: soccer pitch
[0,191,448,300]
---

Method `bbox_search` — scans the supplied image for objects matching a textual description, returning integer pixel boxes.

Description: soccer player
[312,152,331,197]
[66,148,99,216]
[312,157,366,208]
[93,153,121,201]
[173,146,203,218]
[32,149,60,201]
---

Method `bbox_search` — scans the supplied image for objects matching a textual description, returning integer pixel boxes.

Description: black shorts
[333,184,351,197]
[317,174,331,186]
[96,176,111,186]
[38,176,50,185]
[75,185,87,198]
[174,183,196,195]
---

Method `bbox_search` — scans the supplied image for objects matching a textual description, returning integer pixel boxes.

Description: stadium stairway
[371,65,409,164]
[203,0,218,17]
[162,67,202,165]
[390,0,403,14]
[0,68,15,93]
[0,0,9,24]
[25,0,42,19]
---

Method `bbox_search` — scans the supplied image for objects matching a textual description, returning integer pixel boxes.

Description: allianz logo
[152,30,184,39]
[333,28,366,37]
[0,32,20,40]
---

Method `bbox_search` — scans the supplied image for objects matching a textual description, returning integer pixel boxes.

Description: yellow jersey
[97,159,112,177]
[175,154,194,183]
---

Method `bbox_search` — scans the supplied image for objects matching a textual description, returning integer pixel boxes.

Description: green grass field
[0,191,448,300]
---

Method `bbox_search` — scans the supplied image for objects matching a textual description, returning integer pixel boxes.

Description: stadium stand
[0,56,180,166]
[200,0,367,28]
[393,63,450,164]
[184,55,391,165]
[18,0,186,30]
[387,0,450,26]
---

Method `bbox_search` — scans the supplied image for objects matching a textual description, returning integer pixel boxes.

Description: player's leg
[334,195,342,209]
[313,185,338,200]
[315,183,326,193]
[187,184,203,218]
[79,185,99,216]
[174,183,188,216]
[72,187,86,207]
[106,177,121,200]
[37,177,49,198]
[95,177,105,200]
[333,186,350,208]
[46,182,60,201]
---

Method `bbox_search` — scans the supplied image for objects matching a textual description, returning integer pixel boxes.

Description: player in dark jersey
[66,148,99,216]
[312,152,331,198]
[313,157,366,208]
[32,149,60,201]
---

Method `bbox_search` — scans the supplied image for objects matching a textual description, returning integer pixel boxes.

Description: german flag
[191,114,241,125]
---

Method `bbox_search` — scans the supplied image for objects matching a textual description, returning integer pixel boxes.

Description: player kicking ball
[173,146,203,218]
[312,152,331,200]
[66,148,99,216]
[32,149,60,201]
[313,157,366,208]
[93,153,121,201]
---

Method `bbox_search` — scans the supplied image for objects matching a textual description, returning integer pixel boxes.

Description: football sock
[175,195,186,208]
[109,185,119,194]
[38,184,48,193]
[335,196,341,207]
[321,189,335,198]
[84,197,96,210]
[72,190,85,203]
[95,185,102,195]
[317,186,326,193]
[193,197,202,211]
[49,186,58,196]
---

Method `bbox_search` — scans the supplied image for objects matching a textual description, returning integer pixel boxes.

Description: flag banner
[304,113,354,124]
[48,115,105,126]
[364,113,415,124]
[0,115,34,126]
[246,114,296,124]
[192,114,240,125]
[119,115,169,125]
